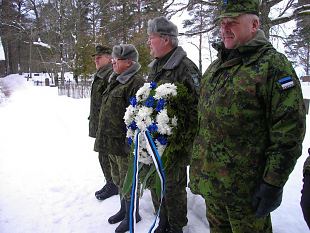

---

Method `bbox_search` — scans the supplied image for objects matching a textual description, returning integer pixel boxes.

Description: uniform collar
[148,46,187,70]
[111,62,141,84]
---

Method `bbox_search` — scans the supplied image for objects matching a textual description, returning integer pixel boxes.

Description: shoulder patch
[277,76,295,90]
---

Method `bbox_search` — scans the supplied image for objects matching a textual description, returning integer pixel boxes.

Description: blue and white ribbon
[129,130,166,233]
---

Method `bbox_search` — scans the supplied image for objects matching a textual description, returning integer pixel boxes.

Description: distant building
[301,75,310,82]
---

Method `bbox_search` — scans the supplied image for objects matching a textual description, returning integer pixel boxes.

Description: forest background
[0,0,309,83]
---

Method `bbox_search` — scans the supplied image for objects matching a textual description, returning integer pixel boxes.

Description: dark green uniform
[89,64,112,138]
[89,64,113,183]
[190,30,306,232]
[95,62,144,199]
[146,46,201,230]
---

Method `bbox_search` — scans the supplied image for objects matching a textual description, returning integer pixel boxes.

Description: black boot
[95,186,106,197]
[115,199,141,233]
[108,198,126,224]
[154,209,170,233]
[96,181,118,200]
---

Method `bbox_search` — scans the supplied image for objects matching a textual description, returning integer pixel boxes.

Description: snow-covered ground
[0,74,309,233]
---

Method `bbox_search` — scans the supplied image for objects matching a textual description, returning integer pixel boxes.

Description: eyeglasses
[112,58,127,62]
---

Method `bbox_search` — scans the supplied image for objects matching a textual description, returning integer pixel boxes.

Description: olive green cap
[92,45,112,57]
[218,0,260,18]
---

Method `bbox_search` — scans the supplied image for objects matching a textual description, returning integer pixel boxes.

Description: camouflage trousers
[196,179,273,233]
[108,154,129,200]
[141,162,188,230]
[98,151,112,183]
[206,199,272,233]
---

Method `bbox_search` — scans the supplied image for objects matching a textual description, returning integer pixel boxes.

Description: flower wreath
[123,81,178,164]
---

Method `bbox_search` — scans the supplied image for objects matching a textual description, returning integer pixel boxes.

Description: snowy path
[0,76,309,233]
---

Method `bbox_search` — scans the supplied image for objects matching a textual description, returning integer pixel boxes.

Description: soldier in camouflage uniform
[145,16,201,233]
[95,44,144,233]
[301,148,310,229]
[189,1,306,232]
[89,45,118,201]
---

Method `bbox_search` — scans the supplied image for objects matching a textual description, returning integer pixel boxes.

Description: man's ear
[126,60,133,68]
[252,18,260,32]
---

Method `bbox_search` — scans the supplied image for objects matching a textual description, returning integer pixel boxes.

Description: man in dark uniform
[190,1,306,232]
[145,16,201,233]
[95,44,145,233]
[89,45,118,200]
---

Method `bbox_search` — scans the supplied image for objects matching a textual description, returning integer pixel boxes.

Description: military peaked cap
[219,0,260,18]
[92,45,112,56]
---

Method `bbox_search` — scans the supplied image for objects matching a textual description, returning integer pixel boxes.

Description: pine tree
[285,0,310,75]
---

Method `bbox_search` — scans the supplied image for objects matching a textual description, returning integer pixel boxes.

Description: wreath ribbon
[129,130,166,233]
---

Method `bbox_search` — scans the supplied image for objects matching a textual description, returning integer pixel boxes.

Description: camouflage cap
[219,0,260,18]
[147,16,178,37]
[92,45,112,56]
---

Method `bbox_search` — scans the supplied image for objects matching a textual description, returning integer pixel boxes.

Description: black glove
[252,182,283,218]
[301,174,310,229]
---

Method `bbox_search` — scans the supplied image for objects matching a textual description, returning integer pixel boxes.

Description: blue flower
[127,137,133,145]
[147,122,158,133]
[157,135,167,145]
[129,121,137,130]
[156,98,166,112]
[150,81,157,90]
[130,97,137,107]
[145,96,155,107]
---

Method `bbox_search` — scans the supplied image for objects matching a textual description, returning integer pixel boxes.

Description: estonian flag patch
[278,76,295,90]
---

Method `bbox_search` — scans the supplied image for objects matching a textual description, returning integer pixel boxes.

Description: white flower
[154,83,177,99]
[124,105,137,125]
[124,82,179,165]
[156,109,173,135]
[126,128,135,139]
[135,106,153,132]
[138,149,153,164]
[136,83,151,102]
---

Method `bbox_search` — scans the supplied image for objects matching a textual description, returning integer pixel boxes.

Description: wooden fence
[58,81,92,99]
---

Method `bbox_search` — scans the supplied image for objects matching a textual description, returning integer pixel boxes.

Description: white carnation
[124,105,137,125]
[156,109,172,135]
[136,83,151,102]
[135,106,153,132]
[126,128,135,138]
[154,83,177,99]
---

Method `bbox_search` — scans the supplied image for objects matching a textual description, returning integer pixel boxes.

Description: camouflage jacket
[191,30,306,196]
[147,46,201,166]
[88,64,113,138]
[94,63,144,155]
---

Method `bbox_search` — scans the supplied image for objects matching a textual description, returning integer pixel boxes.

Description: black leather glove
[301,174,310,228]
[252,182,283,218]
